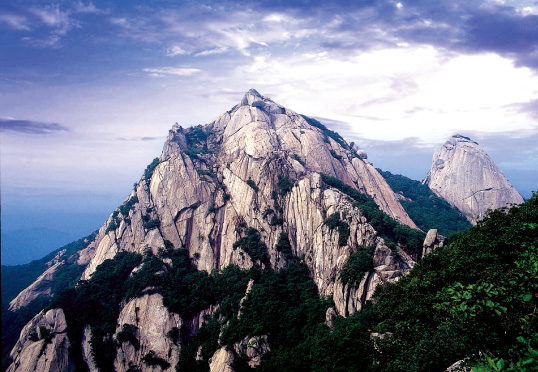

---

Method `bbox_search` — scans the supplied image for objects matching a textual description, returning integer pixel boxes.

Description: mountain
[5,89,428,372]
[423,134,524,224]
[9,90,533,372]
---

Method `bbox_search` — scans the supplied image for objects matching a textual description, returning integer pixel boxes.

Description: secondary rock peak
[450,134,478,145]
[240,88,265,107]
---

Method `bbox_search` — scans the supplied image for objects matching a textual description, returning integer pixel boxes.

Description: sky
[1,0,538,264]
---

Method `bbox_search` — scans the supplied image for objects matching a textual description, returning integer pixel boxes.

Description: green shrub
[166,327,180,345]
[197,169,212,176]
[329,150,343,160]
[246,179,258,192]
[116,324,139,350]
[291,153,305,166]
[339,246,375,287]
[263,208,274,219]
[324,212,350,247]
[270,215,284,226]
[119,195,138,217]
[378,169,471,236]
[142,217,160,230]
[277,175,293,195]
[105,211,120,234]
[301,115,348,148]
[275,232,293,260]
[185,125,209,146]
[233,228,269,263]
[143,351,170,369]
[320,173,425,255]
[143,158,160,182]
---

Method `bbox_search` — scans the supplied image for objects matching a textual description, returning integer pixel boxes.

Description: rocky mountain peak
[450,134,478,145]
[240,88,264,106]
[6,89,434,372]
[423,135,524,224]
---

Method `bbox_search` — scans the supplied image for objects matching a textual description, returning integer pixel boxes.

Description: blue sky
[1,0,538,264]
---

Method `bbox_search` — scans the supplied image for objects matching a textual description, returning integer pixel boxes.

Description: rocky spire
[240,88,264,107]
[423,134,524,224]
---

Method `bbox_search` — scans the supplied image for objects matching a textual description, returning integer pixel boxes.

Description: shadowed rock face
[423,135,524,224]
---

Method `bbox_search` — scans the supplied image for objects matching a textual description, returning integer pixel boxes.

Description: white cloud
[519,6,538,15]
[165,45,188,56]
[237,46,538,143]
[143,67,201,77]
[21,35,62,48]
[73,1,105,14]
[30,5,78,35]
[0,14,31,31]
[194,47,228,57]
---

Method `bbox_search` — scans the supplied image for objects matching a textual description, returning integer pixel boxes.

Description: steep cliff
[75,89,417,309]
[423,135,524,224]
[7,90,424,372]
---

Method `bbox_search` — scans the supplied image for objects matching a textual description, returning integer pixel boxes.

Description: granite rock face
[112,294,181,372]
[9,260,63,312]
[424,135,524,224]
[8,309,71,372]
[75,89,417,312]
[8,90,422,372]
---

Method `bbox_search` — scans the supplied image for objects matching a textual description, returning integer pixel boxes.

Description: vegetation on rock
[339,246,376,287]
[143,157,160,182]
[378,169,471,236]
[324,212,350,247]
[320,173,425,257]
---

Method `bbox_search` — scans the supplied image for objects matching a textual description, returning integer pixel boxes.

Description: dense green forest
[2,180,535,372]
[378,169,471,236]
[261,191,536,371]
[33,193,537,372]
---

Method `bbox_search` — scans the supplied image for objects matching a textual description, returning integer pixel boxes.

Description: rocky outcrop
[113,294,181,372]
[422,229,444,258]
[424,135,524,224]
[445,359,472,372]
[233,335,270,368]
[8,309,71,372]
[333,241,415,316]
[209,347,235,372]
[81,326,97,372]
[9,237,94,311]
[9,261,63,312]
[73,89,417,316]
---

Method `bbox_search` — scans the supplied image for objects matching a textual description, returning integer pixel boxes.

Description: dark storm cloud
[0,119,69,134]
[248,0,538,69]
